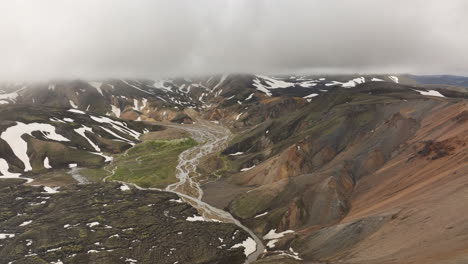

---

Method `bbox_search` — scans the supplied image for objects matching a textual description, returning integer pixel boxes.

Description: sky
[0,0,467,80]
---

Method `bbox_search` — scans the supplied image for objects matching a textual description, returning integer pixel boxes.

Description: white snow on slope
[230,237,257,257]
[153,80,173,92]
[303,93,318,99]
[240,165,256,172]
[120,184,130,191]
[43,157,52,169]
[186,215,205,222]
[253,75,323,96]
[69,100,78,108]
[74,126,100,152]
[0,91,18,103]
[111,105,121,117]
[213,74,228,90]
[1,122,70,171]
[254,212,268,218]
[245,93,254,101]
[300,81,317,87]
[414,89,445,98]
[326,77,365,88]
[263,229,295,240]
[253,75,295,96]
[43,186,59,194]
[92,152,113,162]
[68,109,85,114]
[263,229,295,249]
[89,82,103,96]
[0,233,15,239]
[90,115,141,140]
[0,86,27,104]
[371,78,384,82]
[121,80,153,95]
[0,158,23,180]
[388,75,399,83]
[19,220,32,226]
[100,126,134,144]
[140,98,147,111]
[86,222,99,227]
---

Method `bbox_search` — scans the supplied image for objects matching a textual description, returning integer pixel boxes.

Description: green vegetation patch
[107,138,197,188]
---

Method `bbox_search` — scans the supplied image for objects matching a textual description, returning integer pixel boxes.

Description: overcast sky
[0,0,467,80]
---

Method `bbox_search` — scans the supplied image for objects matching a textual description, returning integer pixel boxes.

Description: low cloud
[0,0,467,80]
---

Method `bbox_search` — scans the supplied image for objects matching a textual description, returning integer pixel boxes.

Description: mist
[0,0,467,81]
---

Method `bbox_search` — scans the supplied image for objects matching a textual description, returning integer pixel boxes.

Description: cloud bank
[0,0,467,80]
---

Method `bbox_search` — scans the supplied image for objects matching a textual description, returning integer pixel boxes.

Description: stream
[106,120,265,263]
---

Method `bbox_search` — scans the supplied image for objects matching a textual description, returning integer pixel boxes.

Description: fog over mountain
[0,0,467,80]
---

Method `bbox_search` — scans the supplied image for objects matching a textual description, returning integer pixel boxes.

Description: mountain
[408,74,468,88]
[1,73,468,263]
[0,74,406,123]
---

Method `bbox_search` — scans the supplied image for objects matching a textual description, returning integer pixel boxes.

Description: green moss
[80,168,111,182]
[107,138,197,188]
[229,190,277,219]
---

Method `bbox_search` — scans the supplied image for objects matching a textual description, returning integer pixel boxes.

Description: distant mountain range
[1,73,468,264]
[409,74,468,88]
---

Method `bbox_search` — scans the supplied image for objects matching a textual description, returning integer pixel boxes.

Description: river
[107,120,265,263]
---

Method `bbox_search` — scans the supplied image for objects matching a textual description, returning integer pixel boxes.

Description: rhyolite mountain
[1,73,468,264]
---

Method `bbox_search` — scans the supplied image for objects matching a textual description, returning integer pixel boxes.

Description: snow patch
[120,184,130,191]
[42,157,52,169]
[69,100,78,108]
[19,220,32,226]
[0,234,15,239]
[89,82,103,96]
[90,115,141,140]
[263,229,295,240]
[414,89,445,97]
[1,122,69,171]
[0,158,23,180]
[230,237,257,257]
[388,75,399,83]
[240,165,256,172]
[111,105,121,117]
[86,222,99,227]
[186,215,205,222]
[75,126,100,152]
[43,186,59,194]
[304,93,319,102]
[213,74,228,90]
[121,80,153,95]
[254,212,268,218]
[67,109,85,114]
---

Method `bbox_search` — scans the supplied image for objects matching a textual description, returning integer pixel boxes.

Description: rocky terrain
[0,180,250,264]
[1,73,468,263]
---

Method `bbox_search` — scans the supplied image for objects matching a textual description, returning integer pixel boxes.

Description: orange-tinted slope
[297,102,468,264]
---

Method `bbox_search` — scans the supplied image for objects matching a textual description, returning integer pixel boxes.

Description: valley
[0,74,468,263]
